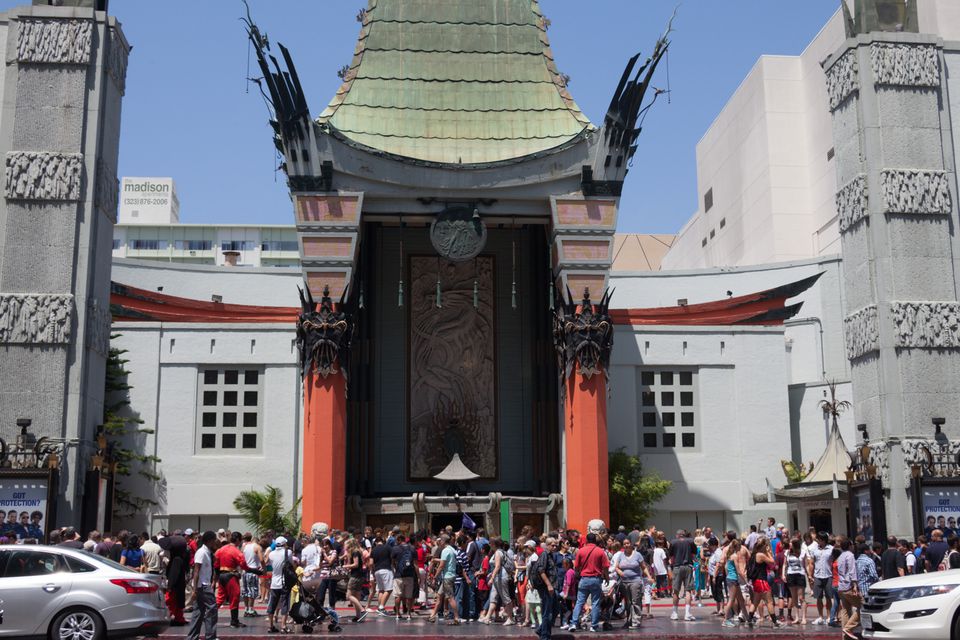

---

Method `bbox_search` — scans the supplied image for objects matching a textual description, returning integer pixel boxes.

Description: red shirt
[574,543,610,577]
[214,544,247,572]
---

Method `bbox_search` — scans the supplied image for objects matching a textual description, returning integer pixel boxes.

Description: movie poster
[922,487,960,538]
[852,486,874,542]
[0,476,48,541]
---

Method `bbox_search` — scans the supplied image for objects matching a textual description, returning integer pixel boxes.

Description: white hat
[217,528,226,535]
[311,522,329,537]
[524,540,537,549]
[275,536,288,546]
[184,528,194,536]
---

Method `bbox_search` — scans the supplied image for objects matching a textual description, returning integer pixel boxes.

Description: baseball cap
[184,528,194,536]
[275,536,288,546]
[217,528,226,535]
[524,540,537,549]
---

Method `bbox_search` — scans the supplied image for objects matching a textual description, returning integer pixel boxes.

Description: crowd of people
[10,516,960,639]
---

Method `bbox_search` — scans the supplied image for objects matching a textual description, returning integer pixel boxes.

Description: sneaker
[378,608,389,617]
[589,626,602,633]
[722,619,738,628]
[503,619,515,626]
[670,611,679,621]
[356,611,368,623]
[684,614,696,622]
[812,617,824,625]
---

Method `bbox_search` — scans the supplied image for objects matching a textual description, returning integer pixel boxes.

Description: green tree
[101,338,161,519]
[233,485,301,535]
[608,448,671,528]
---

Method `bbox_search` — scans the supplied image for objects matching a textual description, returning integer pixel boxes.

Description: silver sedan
[0,544,169,640]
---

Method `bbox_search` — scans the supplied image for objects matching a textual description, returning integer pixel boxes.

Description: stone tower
[824,2,960,534]
[0,3,128,525]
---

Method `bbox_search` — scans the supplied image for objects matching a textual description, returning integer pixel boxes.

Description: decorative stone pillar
[824,33,960,535]
[554,290,614,530]
[296,286,354,530]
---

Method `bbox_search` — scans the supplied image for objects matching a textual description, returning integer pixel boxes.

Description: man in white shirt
[140,534,163,575]
[267,536,293,633]
[185,531,218,640]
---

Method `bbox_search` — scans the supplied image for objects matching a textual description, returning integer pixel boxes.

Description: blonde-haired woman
[341,538,369,623]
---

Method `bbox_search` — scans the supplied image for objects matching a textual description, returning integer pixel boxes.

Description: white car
[0,544,169,640]
[862,569,960,639]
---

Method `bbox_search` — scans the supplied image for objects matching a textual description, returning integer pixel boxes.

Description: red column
[301,370,347,531]
[564,369,610,532]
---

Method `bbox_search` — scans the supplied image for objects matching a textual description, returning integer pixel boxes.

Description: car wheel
[50,608,104,640]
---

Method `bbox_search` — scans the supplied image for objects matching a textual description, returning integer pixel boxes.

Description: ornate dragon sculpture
[553,287,614,393]
[296,285,354,389]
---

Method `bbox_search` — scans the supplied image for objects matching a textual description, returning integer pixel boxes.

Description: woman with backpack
[721,537,749,627]
[480,538,515,625]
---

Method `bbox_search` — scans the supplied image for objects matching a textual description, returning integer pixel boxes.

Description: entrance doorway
[430,513,485,535]
[809,509,832,533]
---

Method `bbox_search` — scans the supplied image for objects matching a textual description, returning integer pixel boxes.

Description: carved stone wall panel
[409,255,496,479]
[17,18,92,65]
[892,301,960,348]
[5,151,83,201]
[881,170,951,215]
[826,50,859,111]
[868,442,891,488]
[0,293,73,344]
[94,157,118,220]
[86,299,111,357]
[871,43,940,88]
[106,28,128,95]
[844,305,879,359]
[837,174,868,232]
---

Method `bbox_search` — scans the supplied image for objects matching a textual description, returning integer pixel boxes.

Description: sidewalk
[158,608,840,639]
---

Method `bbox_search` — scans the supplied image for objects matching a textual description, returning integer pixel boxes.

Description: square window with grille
[636,368,698,452]
[195,367,263,454]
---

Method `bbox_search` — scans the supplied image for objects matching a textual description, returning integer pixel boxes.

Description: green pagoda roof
[317,0,595,166]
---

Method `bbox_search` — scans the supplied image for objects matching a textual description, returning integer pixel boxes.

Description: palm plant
[233,485,301,535]
[818,379,852,429]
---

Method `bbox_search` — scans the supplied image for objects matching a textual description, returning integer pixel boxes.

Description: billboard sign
[119,177,180,224]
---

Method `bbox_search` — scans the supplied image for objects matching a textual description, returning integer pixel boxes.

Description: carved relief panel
[408,256,496,479]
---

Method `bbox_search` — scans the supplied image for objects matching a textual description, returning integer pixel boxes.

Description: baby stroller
[290,574,342,633]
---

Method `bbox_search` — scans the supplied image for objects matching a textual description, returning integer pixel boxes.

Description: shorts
[812,577,834,599]
[490,576,513,605]
[752,579,770,593]
[394,576,415,599]
[347,577,364,594]
[374,569,395,592]
[672,565,695,594]
[267,588,289,615]
[787,574,806,589]
[441,577,456,598]
[241,572,260,599]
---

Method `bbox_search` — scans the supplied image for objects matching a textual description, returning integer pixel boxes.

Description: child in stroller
[290,570,342,633]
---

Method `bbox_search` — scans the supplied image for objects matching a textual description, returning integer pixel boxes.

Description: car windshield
[79,550,138,573]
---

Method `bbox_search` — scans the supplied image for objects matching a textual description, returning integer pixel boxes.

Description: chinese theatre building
[256,0,658,533]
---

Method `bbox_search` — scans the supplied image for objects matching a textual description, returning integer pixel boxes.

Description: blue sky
[6,1,841,232]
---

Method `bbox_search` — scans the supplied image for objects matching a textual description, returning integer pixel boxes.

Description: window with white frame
[637,368,698,450]
[196,367,263,453]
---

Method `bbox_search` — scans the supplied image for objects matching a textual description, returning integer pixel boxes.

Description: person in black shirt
[370,538,394,616]
[880,536,905,580]
[926,530,950,571]
[391,534,417,619]
[533,537,560,640]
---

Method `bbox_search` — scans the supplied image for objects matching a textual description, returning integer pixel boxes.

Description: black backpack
[281,549,297,592]
[528,554,546,590]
